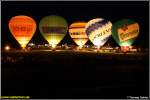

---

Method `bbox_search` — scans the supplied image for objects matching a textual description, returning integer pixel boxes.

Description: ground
[1,50,149,99]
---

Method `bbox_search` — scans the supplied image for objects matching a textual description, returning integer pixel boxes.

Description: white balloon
[85,18,112,47]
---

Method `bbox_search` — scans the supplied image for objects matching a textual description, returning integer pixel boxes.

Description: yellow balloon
[39,15,68,48]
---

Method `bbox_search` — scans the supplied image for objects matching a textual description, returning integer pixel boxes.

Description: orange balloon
[9,15,36,48]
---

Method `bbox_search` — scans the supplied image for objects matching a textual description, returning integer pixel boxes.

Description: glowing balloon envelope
[112,19,139,46]
[9,15,36,48]
[69,22,88,48]
[39,15,68,48]
[85,18,112,48]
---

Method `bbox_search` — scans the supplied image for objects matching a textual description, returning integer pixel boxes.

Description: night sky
[2,1,149,49]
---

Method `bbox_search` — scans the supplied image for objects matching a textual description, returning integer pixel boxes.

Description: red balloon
[9,15,36,48]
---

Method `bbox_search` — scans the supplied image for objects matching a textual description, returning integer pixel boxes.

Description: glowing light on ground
[5,45,10,51]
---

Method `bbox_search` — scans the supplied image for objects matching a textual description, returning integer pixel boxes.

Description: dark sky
[2,1,149,48]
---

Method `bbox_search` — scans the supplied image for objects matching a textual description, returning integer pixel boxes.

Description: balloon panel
[69,22,88,46]
[39,15,68,47]
[9,15,36,48]
[112,19,139,46]
[44,34,66,45]
[85,18,112,46]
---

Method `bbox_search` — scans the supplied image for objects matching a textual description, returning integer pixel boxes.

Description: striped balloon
[85,18,112,47]
[69,22,88,48]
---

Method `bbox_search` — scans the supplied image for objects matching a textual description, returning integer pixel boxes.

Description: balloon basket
[21,48,29,52]
[77,46,83,51]
[51,48,56,51]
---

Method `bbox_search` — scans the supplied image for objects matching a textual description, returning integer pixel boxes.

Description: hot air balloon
[85,18,112,49]
[9,15,36,49]
[69,22,88,49]
[39,15,68,48]
[112,19,139,47]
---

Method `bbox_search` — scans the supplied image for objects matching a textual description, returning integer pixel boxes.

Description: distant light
[45,44,50,47]
[28,43,35,46]
[121,46,130,52]
[5,45,10,51]
[129,46,133,49]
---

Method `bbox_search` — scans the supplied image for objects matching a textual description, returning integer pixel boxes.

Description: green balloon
[39,15,68,48]
[112,19,139,46]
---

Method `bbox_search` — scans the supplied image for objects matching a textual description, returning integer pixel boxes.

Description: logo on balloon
[118,23,139,42]
[42,26,67,34]
[11,25,33,35]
